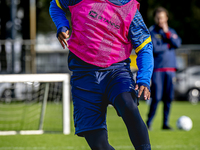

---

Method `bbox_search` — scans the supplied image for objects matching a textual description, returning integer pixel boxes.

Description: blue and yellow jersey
[49,0,154,89]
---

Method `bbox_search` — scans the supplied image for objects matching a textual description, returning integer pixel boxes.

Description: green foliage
[0,101,200,150]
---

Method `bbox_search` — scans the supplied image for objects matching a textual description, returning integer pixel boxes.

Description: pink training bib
[68,0,139,67]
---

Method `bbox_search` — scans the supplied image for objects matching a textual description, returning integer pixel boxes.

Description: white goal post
[0,74,70,135]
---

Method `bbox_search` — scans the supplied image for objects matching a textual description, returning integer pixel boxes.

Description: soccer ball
[176,116,193,131]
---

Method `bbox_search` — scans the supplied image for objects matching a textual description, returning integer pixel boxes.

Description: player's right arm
[49,0,70,32]
[49,0,78,48]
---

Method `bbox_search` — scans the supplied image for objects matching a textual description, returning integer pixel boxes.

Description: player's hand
[57,30,69,49]
[135,84,150,100]
[162,23,169,33]
[171,33,178,39]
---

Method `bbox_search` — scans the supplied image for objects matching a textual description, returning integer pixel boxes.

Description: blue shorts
[70,66,138,136]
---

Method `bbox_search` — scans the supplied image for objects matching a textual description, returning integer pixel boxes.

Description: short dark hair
[153,7,169,18]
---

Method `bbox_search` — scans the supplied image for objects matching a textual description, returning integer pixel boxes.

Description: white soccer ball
[176,116,193,131]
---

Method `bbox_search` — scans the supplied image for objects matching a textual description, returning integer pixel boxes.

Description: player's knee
[114,92,138,116]
[123,101,139,119]
[124,99,138,114]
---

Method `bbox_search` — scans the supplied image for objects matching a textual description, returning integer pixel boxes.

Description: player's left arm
[128,10,154,100]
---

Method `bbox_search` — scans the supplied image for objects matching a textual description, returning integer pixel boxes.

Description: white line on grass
[152,144,198,149]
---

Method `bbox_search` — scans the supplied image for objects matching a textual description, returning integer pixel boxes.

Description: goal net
[0,74,70,135]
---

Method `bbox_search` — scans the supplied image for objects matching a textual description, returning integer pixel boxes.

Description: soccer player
[49,0,153,149]
[146,7,182,130]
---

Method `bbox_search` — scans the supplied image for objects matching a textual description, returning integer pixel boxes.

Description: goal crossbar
[0,74,71,135]
[0,74,69,83]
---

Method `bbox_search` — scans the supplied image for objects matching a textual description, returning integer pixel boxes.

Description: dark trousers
[147,71,175,127]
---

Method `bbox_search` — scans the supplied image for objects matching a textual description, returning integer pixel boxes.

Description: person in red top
[146,7,182,130]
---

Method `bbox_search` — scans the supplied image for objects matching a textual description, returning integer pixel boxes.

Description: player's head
[153,7,169,28]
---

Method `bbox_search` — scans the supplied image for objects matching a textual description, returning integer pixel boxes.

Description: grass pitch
[0,101,199,150]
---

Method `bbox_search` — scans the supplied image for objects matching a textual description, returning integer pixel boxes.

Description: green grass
[0,101,199,150]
